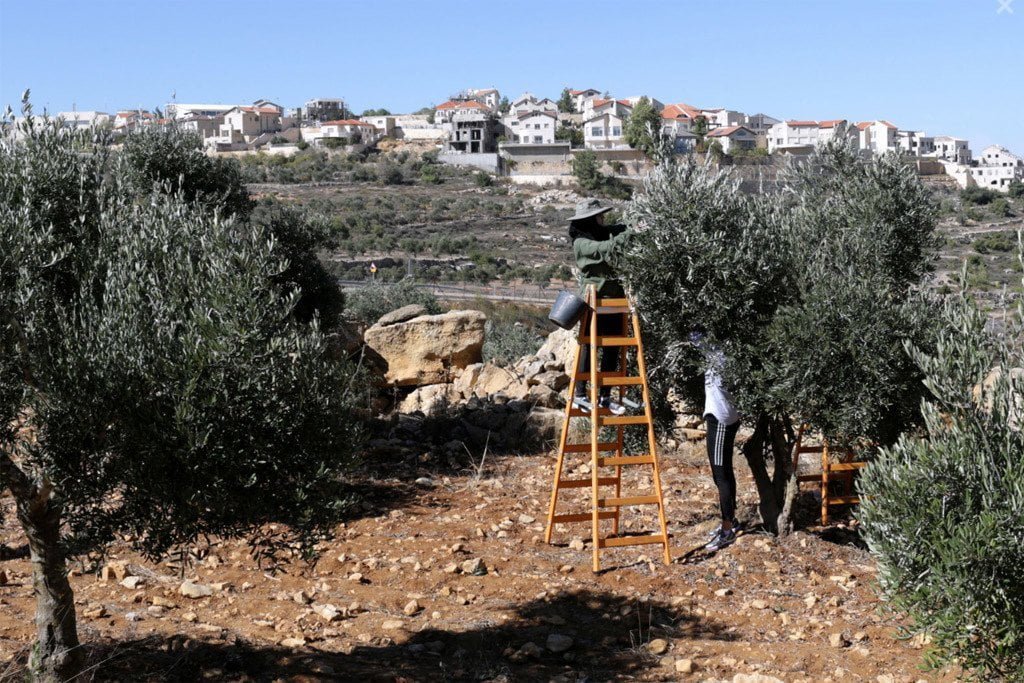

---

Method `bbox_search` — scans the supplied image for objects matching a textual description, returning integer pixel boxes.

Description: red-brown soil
[0,443,959,682]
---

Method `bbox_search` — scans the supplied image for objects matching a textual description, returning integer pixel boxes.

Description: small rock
[517,514,536,524]
[403,599,421,616]
[179,581,213,599]
[82,605,107,619]
[546,633,574,653]
[568,538,585,551]
[293,590,314,604]
[147,605,166,617]
[750,599,768,610]
[518,641,544,659]
[647,638,669,655]
[124,612,143,622]
[381,619,405,630]
[182,611,198,623]
[313,603,342,622]
[714,588,732,597]
[461,558,486,575]
[830,632,849,648]
[120,576,144,590]
[675,658,695,674]
[414,477,435,487]
[559,564,573,574]
[151,596,176,609]
[280,637,306,648]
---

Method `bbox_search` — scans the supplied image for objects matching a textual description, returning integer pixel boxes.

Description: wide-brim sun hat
[569,198,612,222]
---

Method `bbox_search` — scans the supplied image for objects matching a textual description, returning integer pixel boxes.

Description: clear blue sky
[1,0,1021,151]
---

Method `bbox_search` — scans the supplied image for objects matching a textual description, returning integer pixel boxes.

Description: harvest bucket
[548,290,588,329]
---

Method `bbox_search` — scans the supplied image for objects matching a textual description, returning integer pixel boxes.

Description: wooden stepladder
[544,286,671,572]
[790,424,867,525]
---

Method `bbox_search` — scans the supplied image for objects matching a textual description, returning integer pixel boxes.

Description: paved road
[337,279,559,305]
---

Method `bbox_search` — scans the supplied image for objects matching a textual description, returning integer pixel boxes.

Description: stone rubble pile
[356,304,706,453]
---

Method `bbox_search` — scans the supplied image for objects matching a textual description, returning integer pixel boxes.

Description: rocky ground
[0,440,959,682]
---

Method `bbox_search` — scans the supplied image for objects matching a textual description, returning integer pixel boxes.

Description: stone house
[706,125,758,154]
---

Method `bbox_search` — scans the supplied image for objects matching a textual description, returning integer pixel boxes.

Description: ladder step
[594,306,630,314]
[601,415,650,426]
[595,297,629,307]
[563,442,619,453]
[598,534,667,548]
[826,495,861,505]
[796,446,825,453]
[551,511,617,524]
[597,455,655,467]
[579,336,639,347]
[829,462,866,472]
[557,477,619,489]
[797,474,822,483]
[569,408,614,418]
[573,373,644,386]
[597,495,660,507]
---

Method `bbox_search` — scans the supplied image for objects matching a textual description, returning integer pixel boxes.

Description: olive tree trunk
[1,451,83,682]
[739,413,798,535]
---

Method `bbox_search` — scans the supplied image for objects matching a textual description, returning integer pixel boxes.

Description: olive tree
[624,136,938,532]
[1,101,361,680]
[858,259,1024,679]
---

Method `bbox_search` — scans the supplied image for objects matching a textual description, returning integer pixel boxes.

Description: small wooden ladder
[791,424,867,525]
[544,286,671,572]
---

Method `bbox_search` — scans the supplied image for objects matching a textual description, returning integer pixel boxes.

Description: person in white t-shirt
[691,331,741,552]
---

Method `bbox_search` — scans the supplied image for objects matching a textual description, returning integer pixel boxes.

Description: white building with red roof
[706,125,758,154]
[767,119,856,154]
[583,99,633,150]
[568,88,601,112]
[434,99,491,124]
[856,120,900,155]
[505,110,558,144]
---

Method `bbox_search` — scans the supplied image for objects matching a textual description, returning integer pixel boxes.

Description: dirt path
[0,446,958,682]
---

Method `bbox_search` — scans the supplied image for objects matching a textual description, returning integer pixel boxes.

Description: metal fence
[337,278,560,305]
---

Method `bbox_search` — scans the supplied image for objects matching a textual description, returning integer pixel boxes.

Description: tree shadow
[49,589,732,682]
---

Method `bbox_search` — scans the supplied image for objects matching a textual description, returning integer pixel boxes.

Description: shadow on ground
[8,590,732,682]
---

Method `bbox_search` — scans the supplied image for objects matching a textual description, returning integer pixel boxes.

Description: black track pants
[705,414,739,522]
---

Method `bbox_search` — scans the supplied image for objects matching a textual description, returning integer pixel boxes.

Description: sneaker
[598,396,626,416]
[707,519,741,538]
[622,397,645,411]
[705,527,736,552]
[572,395,592,411]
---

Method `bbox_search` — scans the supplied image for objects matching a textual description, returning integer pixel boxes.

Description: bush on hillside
[960,186,1001,206]
[859,257,1024,680]
[483,319,541,366]
[343,278,442,326]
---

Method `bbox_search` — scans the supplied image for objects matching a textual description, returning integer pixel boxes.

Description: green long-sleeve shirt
[573,224,633,297]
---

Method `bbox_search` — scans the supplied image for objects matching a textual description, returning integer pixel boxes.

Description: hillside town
[20,86,1024,194]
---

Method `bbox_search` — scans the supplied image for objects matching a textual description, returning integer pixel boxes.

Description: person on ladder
[692,331,742,552]
[567,199,633,416]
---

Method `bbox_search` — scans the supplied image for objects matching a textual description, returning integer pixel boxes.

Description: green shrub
[343,278,442,325]
[1008,179,1024,199]
[378,162,404,185]
[991,197,1012,218]
[296,140,309,150]
[483,319,541,366]
[961,186,1000,206]
[473,170,493,187]
[859,265,1024,680]
[974,230,1016,254]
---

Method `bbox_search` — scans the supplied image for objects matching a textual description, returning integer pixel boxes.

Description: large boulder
[398,384,461,417]
[376,304,427,327]
[537,327,577,374]
[364,310,486,386]
[472,363,529,400]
